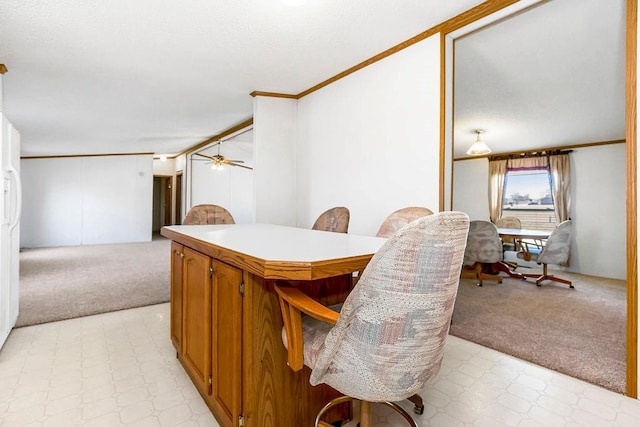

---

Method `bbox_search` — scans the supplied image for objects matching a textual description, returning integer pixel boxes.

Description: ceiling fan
[194,142,253,170]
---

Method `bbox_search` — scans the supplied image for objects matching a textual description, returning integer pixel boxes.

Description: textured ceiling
[0,0,484,156]
[454,0,625,158]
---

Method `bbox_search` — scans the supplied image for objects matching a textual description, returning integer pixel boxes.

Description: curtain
[507,156,548,170]
[488,159,507,223]
[549,153,571,222]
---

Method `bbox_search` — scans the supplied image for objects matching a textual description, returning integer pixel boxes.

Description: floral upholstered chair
[461,220,503,286]
[376,206,434,238]
[311,206,350,233]
[275,211,469,427]
[373,205,434,414]
[183,204,235,225]
[517,220,573,288]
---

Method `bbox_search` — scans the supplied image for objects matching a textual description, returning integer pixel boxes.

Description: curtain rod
[453,139,625,162]
[489,149,572,161]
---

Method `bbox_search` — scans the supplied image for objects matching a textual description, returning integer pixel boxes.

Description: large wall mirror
[448,0,628,395]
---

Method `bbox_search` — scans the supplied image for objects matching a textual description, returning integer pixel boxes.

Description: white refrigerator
[0,73,22,350]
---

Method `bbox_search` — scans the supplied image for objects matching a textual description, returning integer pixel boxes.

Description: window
[502,168,557,231]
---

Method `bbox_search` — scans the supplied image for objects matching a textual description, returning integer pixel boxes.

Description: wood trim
[250,91,298,99]
[0,64,7,74]
[452,139,626,162]
[21,152,154,160]
[293,0,520,100]
[179,118,254,158]
[440,0,520,34]
[439,33,447,212]
[627,0,638,399]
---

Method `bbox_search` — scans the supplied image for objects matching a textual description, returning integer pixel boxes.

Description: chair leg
[522,264,574,289]
[360,401,372,427]
[315,396,353,427]
[315,396,419,427]
[407,393,424,414]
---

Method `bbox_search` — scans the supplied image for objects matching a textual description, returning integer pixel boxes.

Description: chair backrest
[495,216,521,247]
[183,204,235,225]
[308,211,469,401]
[311,207,350,233]
[463,220,503,265]
[495,216,521,229]
[375,207,434,238]
[538,220,572,265]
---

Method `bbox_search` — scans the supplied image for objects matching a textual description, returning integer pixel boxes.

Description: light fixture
[466,130,492,156]
[159,155,167,162]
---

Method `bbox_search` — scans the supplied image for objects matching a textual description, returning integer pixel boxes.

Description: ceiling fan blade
[228,162,253,170]
[194,152,213,160]
[222,159,245,163]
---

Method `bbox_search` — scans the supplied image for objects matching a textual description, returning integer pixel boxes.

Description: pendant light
[466,130,492,156]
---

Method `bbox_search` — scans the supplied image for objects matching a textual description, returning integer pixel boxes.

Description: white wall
[21,154,153,247]
[253,97,297,226]
[452,158,490,221]
[452,144,626,279]
[572,144,626,278]
[296,35,442,236]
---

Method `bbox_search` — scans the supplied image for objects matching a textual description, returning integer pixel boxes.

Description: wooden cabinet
[209,259,243,425]
[181,247,212,399]
[162,225,382,427]
[171,245,242,427]
[170,242,183,350]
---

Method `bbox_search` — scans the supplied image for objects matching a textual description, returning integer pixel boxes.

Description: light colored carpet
[450,269,626,394]
[16,237,171,327]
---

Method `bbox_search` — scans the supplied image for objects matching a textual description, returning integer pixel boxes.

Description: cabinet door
[170,241,184,351]
[181,247,212,397]
[210,259,243,427]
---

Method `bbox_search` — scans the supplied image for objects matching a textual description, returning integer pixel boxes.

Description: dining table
[495,227,551,278]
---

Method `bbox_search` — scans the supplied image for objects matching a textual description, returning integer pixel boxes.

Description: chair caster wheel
[477,283,483,287]
[413,404,424,415]
[536,283,542,287]
[569,285,575,289]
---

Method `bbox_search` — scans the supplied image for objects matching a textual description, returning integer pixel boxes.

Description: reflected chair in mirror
[495,216,521,251]
[183,204,235,225]
[312,206,350,233]
[495,216,521,270]
[376,207,434,238]
[274,212,470,427]
[517,220,573,288]
[460,220,503,286]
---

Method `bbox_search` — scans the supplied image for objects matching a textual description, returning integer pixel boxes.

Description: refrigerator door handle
[8,166,21,231]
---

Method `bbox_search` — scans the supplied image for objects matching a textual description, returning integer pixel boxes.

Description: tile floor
[0,303,639,427]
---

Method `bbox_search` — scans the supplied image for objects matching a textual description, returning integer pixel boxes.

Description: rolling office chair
[461,220,503,286]
[312,207,350,233]
[375,207,434,238]
[183,204,235,225]
[517,220,573,288]
[274,212,469,426]
[374,206,434,415]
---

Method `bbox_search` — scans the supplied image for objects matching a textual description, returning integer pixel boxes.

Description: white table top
[497,228,551,239]
[162,223,386,263]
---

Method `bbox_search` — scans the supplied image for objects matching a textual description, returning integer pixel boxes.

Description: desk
[496,228,550,278]
[161,224,385,427]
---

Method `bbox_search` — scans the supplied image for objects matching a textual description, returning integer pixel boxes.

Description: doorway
[175,171,183,225]
[153,175,173,234]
